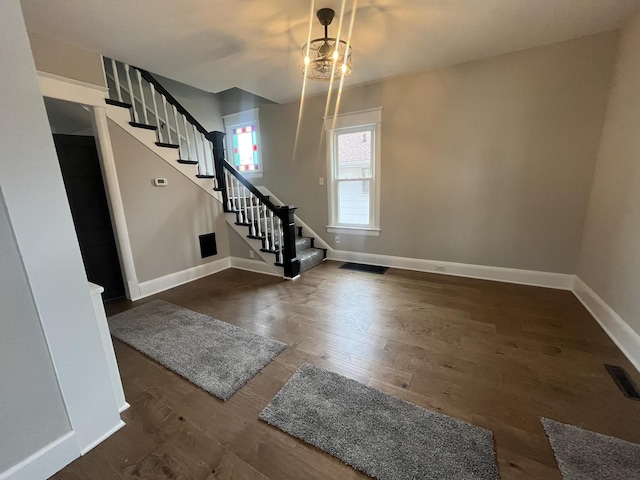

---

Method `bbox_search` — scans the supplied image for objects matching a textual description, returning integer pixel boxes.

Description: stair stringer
[105,103,222,203]
[225,212,283,276]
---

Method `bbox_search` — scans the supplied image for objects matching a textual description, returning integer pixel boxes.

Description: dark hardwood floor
[52,261,640,479]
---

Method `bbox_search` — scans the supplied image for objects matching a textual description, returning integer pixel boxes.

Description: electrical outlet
[335,236,340,244]
[249,250,255,259]
[319,177,324,185]
[435,265,446,272]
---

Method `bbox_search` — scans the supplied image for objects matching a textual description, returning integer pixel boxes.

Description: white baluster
[208,141,217,187]
[150,84,160,141]
[224,170,233,211]
[182,115,192,160]
[241,185,249,224]
[110,59,123,103]
[262,204,269,249]
[255,199,263,239]
[277,218,284,264]
[229,174,237,211]
[269,210,276,252]
[136,70,149,124]
[124,64,138,123]
[248,193,256,236]
[162,97,171,143]
[191,124,201,173]
[172,105,181,158]
[199,132,210,175]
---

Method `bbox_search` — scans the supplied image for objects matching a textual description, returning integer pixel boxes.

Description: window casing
[223,109,263,177]
[326,108,381,235]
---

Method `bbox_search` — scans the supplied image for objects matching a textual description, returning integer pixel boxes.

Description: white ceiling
[21,0,640,103]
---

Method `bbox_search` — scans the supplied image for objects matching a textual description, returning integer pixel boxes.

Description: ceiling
[21,0,640,103]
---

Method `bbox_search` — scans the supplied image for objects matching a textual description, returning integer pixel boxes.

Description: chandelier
[302,8,352,81]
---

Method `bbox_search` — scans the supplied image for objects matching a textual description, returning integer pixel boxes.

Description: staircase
[102,58,326,278]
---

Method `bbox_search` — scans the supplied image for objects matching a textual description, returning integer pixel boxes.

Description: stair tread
[177,159,198,165]
[129,122,157,131]
[106,98,132,109]
[155,141,180,149]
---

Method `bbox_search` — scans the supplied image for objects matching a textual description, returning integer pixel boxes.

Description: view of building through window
[335,128,373,225]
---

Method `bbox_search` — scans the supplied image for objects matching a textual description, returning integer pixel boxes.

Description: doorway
[44,98,125,300]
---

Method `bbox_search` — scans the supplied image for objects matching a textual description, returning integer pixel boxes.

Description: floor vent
[340,262,388,274]
[604,364,640,401]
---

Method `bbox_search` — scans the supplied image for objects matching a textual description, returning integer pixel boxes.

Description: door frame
[38,70,141,299]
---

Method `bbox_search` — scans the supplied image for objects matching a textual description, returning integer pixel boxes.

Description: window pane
[338,180,370,225]
[233,124,260,171]
[336,130,372,179]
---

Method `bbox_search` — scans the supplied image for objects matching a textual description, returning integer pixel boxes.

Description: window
[223,109,263,176]
[326,108,381,235]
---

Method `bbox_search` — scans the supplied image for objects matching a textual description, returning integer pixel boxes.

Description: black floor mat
[339,262,388,274]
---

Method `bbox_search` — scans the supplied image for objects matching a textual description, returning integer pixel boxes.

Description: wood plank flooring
[52,261,640,479]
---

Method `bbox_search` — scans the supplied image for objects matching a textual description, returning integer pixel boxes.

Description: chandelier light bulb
[301,8,352,81]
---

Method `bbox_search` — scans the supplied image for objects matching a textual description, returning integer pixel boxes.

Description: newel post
[207,131,229,210]
[276,206,300,279]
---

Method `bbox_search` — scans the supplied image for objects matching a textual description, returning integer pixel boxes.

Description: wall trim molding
[230,257,281,277]
[327,249,575,290]
[572,277,640,373]
[80,421,125,455]
[38,71,108,107]
[136,257,231,300]
[0,431,79,480]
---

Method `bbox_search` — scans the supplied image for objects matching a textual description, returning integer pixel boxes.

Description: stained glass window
[231,124,260,172]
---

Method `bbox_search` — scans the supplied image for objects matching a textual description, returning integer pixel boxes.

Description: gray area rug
[260,364,498,480]
[108,299,285,400]
[541,417,640,480]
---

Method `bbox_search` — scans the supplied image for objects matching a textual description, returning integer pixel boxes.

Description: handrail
[134,68,209,137]
[221,159,281,214]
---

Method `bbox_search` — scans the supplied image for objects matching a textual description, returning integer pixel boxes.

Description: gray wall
[577,13,640,335]
[27,31,106,87]
[257,32,618,273]
[109,120,230,282]
[0,188,71,472]
[154,73,224,132]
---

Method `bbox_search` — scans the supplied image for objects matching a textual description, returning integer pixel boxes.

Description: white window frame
[222,108,263,178]
[325,107,382,236]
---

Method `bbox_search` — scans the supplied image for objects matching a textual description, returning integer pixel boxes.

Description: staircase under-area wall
[102,57,326,278]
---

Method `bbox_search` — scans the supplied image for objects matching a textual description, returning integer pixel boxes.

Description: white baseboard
[80,420,125,455]
[136,257,231,299]
[230,257,281,277]
[118,402,131,414]
[572,277,640,373]
[328,249,575,290]
[0,431,79,480]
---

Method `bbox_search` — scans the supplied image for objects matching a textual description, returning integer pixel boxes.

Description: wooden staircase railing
[104,57,300,279]
[207,131,300,279]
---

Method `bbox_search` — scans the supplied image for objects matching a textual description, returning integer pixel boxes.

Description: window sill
[241,172,263,179]
[326,226,380,236]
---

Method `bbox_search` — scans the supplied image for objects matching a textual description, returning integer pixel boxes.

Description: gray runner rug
[108,299,285,400]
[541,417,640,480]
[260,364,498,480]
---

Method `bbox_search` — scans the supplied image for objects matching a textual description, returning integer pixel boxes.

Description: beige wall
[109,120,230,283]
[257,32,617,273]
[577,13,640,335]
[27,31,106,87]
